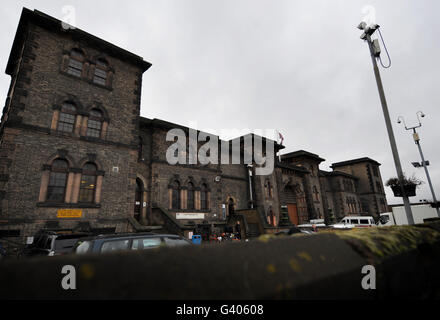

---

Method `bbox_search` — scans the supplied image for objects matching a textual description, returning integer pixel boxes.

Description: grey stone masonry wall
[0,9,150,247]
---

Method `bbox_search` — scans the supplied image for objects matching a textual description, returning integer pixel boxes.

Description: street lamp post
[397,112,440,217]
[358,22,414,224]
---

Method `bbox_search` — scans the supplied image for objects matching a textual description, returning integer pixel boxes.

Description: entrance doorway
[287,203,299,226]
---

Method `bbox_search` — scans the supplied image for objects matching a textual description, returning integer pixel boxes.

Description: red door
[287,203,299,226]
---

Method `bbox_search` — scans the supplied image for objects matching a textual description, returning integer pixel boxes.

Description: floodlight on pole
[358,21,414,224]
[397,112,440,217]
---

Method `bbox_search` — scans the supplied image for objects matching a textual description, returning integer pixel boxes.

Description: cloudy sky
[0,0,439,205]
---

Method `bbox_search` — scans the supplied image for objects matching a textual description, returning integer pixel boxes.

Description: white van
[378,204,439,226]
[332,216,376,229]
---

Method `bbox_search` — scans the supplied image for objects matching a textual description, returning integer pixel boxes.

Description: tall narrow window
[312,186,320,202]
[79,163,97,203]
[265,181,273,198]
[267,208,276,226]
[138,136,143,161]
[376,181,383,193]
[87,109,103,138]
[201,184,209,210]
[373,166,379,177]
[228,198,235,216]
[47,159,69,202]
[58,103,76,133]
[67,49,84,77]
[187,182,195,210]
[171,180,180,210]
[93,59,108,86]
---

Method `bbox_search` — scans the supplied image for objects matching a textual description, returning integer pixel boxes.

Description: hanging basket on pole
[386,174,422,198]
[390,184,417,197]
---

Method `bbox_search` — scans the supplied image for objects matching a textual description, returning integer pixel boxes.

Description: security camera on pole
[397,112,440,217]
[358,21,414,224]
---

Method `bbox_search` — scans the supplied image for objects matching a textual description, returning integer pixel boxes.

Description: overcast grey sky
[1,0,439,205]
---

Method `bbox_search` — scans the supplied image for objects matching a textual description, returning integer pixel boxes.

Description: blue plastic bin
[192,235,202,245]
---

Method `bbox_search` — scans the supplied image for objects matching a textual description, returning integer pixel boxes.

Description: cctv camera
[397,120,401,124]
[357,22,367,30]
[421,113,425,118]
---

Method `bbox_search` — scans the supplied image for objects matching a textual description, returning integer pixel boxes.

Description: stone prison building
[0,9,389,247]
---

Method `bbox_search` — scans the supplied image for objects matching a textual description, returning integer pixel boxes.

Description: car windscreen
[132,237,162,250]
[32,235,51,249]
[100,239,130,253]
[54,238,83,252]
[75,241,92,254]
[163,237,191,247]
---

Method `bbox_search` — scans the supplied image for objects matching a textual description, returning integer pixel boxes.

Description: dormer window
[67,49,84,77]
[93,59,108,86]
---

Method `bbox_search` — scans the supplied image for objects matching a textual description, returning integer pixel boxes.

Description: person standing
[235,221,242,240]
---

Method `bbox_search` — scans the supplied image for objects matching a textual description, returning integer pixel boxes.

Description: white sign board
[176,213,205,220]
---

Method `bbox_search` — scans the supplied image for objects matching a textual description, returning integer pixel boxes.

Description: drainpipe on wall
[248,164,254,209]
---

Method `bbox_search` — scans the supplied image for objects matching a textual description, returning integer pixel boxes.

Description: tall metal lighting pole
[397,112,440,217]
[358,22,414,224]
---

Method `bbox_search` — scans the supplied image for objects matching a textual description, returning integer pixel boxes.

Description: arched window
[87,109,103,138]
[187,182,195,210]
[47,159,69,202]
[93,59,108,86]
[171,180,180,210]
[58,102,77,133]
[267,208,276,226]
[201,183,209,210]
[67,49,84,77]
[79,163,97,203]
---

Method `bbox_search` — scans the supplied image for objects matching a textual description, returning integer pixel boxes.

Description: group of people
[210,232,241,243]
[209,222,243,243]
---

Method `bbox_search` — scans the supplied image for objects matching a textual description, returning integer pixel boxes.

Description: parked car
[275,226,313,236]
[21,231,92,257]
[74,232,192,254]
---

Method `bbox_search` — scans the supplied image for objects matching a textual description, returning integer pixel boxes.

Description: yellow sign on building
[57,209,83,218]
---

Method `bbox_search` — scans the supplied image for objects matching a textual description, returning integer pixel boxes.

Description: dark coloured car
[74,232,192,254]
[275,226,313,236]
[22,231,92,257]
